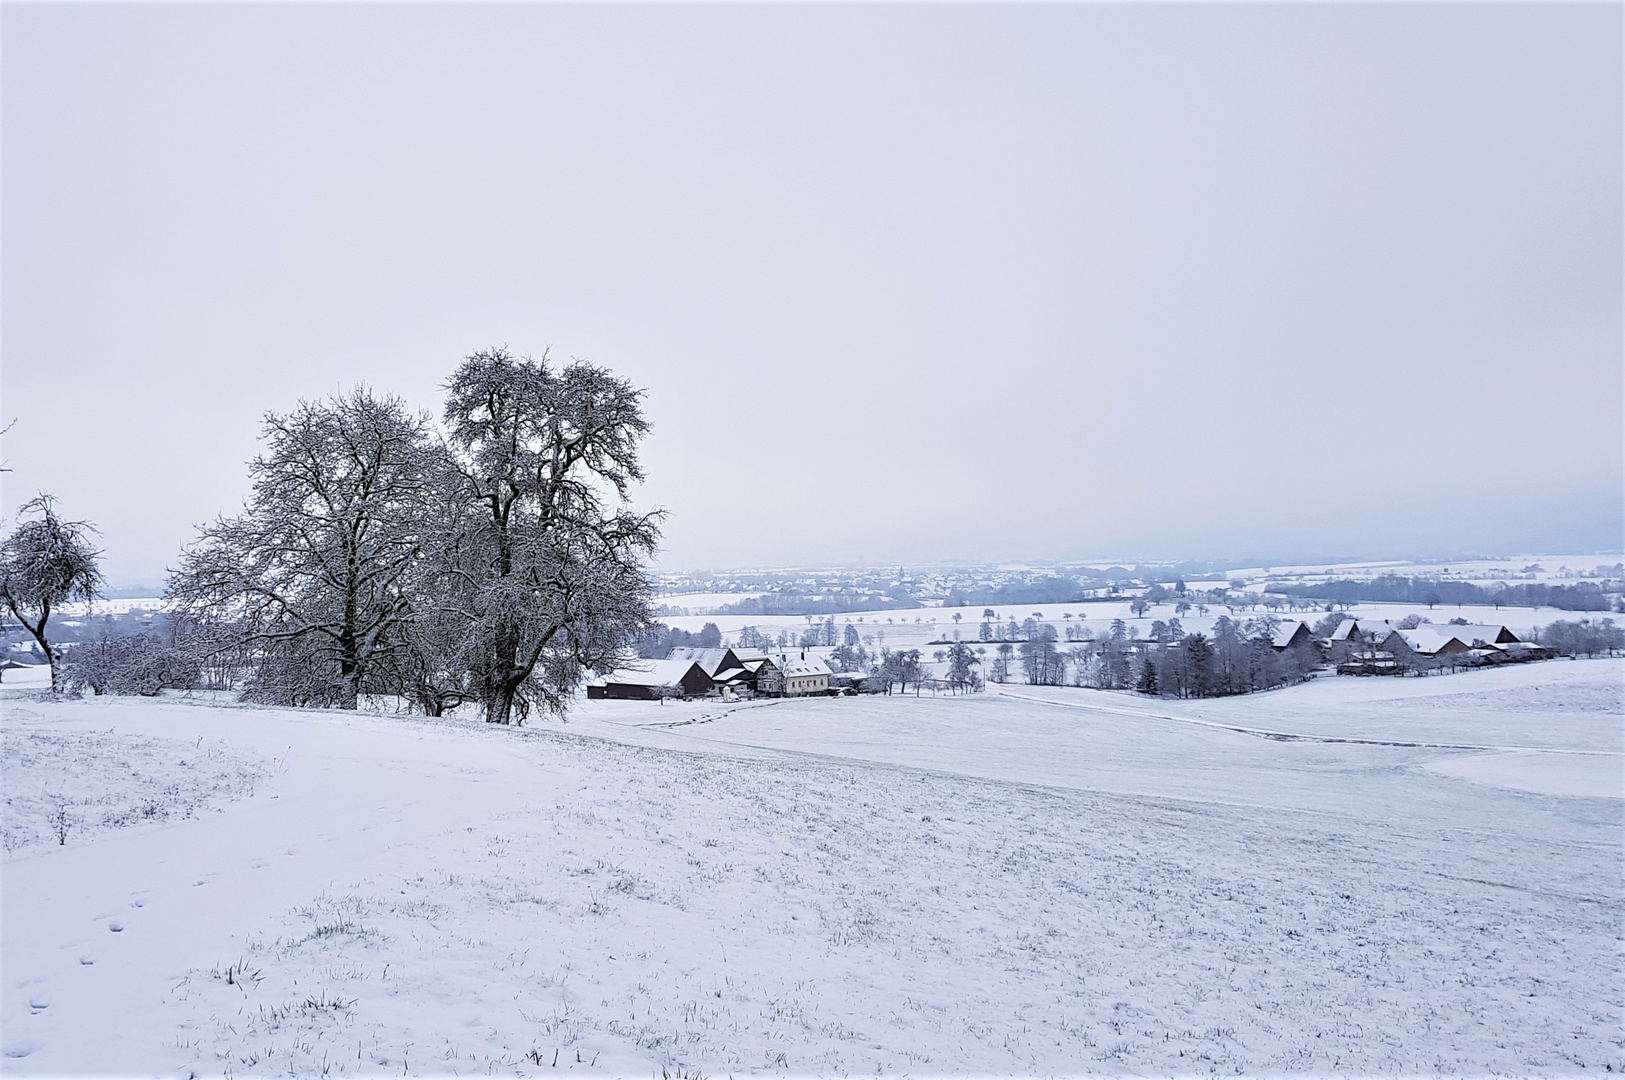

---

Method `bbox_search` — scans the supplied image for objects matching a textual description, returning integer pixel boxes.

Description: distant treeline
[634,622,723,659]
[1271,574,1617,612]
[945,576,1094,607]
[710,592,912,617]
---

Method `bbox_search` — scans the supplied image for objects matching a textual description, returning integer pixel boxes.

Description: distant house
[587,659,713,700]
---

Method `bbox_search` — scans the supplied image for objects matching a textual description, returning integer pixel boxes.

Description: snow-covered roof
[776,654,832,679]
[1328,620,1361,641]
[1439,624,1519,645]
[666,647,736,676]
[1272,622,1311,648]
[711,667,747,683]
[1389,627,1466,655]
[590,659,706,688]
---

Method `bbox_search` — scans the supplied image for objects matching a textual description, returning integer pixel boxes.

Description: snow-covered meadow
[3,660,1621,1076]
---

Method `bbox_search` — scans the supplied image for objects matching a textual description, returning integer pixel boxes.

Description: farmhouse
[775,652,832,696]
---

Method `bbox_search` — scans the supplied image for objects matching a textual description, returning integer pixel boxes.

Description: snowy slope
[3,661,1621,1075]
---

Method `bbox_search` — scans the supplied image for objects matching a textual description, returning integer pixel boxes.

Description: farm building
[668,646,757,692]
[1381,627,1473,659]
[1375,621,1522,660]
[667,647,748,677]
[744,655,783,695]
[1271,621,1316,651]
[586,659,714,700]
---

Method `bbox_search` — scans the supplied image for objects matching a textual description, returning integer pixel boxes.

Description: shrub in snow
[65,633,199,697]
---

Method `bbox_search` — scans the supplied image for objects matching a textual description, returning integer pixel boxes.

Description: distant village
[586,612,1598,703]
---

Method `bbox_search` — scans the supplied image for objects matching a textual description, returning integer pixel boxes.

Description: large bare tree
[169,388,435,709]
[441,348,660,725]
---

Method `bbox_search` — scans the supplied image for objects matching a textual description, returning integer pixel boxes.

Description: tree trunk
[23,618,56,694]
[487,679,520,725]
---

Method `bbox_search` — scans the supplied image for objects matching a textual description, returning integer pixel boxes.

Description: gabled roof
[1328,620,1361,641]
[711,667,747,683]
[1272,621,1313,649]
[666,647,742,677]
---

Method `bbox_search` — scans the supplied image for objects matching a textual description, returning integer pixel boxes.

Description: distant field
[660,598,1613,662]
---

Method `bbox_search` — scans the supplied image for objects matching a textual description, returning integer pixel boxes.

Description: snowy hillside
[3,660,1620,1075]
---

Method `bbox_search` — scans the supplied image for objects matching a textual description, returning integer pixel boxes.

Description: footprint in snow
[2,1040,43,1059]
[108,922,124,933]
[27,994,49,1011]
[78,955,94,965]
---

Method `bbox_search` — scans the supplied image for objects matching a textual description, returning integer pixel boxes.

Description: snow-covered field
[3,660,1621,1075]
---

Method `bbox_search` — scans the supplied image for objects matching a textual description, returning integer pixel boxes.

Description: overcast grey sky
[3,3,1620,586]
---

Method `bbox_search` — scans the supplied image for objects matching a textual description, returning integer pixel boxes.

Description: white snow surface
[2,659,1621,1076]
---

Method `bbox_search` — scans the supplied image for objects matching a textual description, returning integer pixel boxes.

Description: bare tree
[169,389,435,709]
[0,495,104,692]
[441,348,661,725]
[945,640,981,692]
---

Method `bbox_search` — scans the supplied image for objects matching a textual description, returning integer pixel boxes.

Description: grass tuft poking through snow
[3,709,276,853]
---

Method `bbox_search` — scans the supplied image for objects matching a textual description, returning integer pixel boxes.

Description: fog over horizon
[4,3,1620,588]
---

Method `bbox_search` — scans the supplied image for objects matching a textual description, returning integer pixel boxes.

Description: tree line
[977,616,1315,697]
[1,349,661,724]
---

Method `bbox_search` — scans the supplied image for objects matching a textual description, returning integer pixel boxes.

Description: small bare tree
[0,495,104,692]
